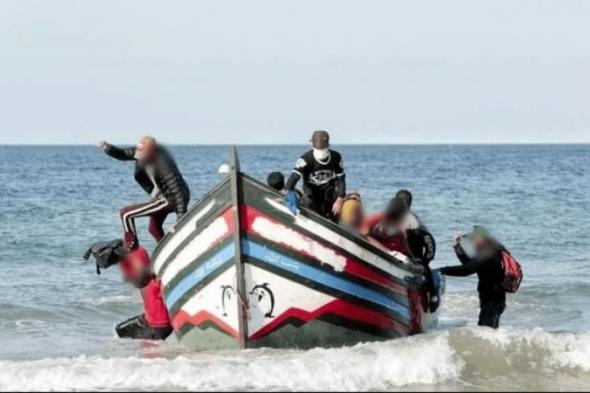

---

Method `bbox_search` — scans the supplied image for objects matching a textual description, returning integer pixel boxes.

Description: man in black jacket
[440,226,507,328]
[99,136,190,249]
[284,130,346,222]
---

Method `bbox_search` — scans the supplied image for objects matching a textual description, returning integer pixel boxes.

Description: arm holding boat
[440,258,484,277]
[285,155,308,191]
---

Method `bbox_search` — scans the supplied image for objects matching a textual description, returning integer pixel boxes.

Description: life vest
[141,278,171,328]
[501,251,523,293]
[341,193,363,229]
[120,247,153,289]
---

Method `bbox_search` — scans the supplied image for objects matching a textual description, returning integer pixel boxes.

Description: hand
[332,196,344,216]
[452,231,463,247]
[279,189,287,196]
[97,141,109,150]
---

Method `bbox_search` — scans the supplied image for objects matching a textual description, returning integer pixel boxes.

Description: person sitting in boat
[267,171,303,201]
[283,130,346,222]
[361,196,413,256]
[340,192,364,232]
[98,136,190,250]
[439,226,521,329]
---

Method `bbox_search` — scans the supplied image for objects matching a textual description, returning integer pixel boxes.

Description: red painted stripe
[241,204,408,295]
[172,310,239,338]
[249,299,410,340]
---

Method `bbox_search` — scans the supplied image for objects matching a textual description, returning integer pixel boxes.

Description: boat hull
[152,149,442,350]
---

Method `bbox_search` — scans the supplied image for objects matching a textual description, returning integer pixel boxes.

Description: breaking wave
[1,327,589,391]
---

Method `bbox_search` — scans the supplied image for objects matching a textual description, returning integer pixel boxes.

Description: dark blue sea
[0,144,589,390]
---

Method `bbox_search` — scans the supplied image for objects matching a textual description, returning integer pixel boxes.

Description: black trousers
[478,300,506,329]
[304,187,338,222]
[115,314,173,340]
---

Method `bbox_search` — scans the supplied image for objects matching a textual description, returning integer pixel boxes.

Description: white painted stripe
[251,216,347,272]
[153,199,216,274]
[160,215,230,286]
[265,197,414,280]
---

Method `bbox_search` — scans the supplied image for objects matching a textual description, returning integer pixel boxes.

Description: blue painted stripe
[242,240,410,320]
[165,242,235,309]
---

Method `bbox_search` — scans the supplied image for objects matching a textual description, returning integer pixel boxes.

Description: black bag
[83,239,126,274]
[407,227,436,265]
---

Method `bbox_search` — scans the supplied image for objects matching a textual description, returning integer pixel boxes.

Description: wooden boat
[152,147,442,350]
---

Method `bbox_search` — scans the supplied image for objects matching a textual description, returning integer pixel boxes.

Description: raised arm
[454,244,472,265]
[99,141,136,161]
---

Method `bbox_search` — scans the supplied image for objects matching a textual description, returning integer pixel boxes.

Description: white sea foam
[1,327,589,391]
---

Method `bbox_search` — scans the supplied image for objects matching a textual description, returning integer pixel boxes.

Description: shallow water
[0,144,588,390]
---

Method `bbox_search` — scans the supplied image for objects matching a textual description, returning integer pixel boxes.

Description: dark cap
[395,189,413,209]
[310,130,330,149]
[385,197,409,222]
[267,171,285,191]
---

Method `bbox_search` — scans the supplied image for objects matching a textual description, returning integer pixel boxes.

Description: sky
[0,0,589,144]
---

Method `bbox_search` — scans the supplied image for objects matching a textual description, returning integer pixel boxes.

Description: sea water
[0,144,588,391]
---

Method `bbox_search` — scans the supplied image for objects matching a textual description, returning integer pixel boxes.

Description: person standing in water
[440,226,511,329]
[98,136,190,250]
[284,130,346,222]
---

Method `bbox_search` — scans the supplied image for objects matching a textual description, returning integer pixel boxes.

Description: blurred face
[134,137,156,162]
[472,236,488,252]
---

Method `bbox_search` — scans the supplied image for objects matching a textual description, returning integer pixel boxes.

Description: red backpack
[501,251,523,293]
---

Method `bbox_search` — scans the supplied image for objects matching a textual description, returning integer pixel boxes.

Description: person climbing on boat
[394,189,439,311]
[439,226,522,328]
[98,136,190,250]
[267,171,303,201]
[340,192,364,232]
[283,130,346,222]
[84,240,173,340]
[393,189,436,264]
[362,196,413,256]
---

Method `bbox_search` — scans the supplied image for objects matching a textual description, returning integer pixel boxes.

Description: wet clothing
[104,144,190,217]
[479,300,505,329]
[441,242,507,328]
[116,278,172,340]
[141,278,171,327]
[115,314,172,340]
[285,149,345,221]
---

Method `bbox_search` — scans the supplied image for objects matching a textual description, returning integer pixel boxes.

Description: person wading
[440,226,522,328]
[98,136,190,250]
[284,130,346,222]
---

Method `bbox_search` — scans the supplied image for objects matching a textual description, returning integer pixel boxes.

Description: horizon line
[1,142,589,147]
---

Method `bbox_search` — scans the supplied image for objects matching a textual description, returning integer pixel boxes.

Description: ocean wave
[0,327,589,391]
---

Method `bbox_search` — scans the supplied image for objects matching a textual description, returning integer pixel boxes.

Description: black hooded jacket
[105,144,190,217]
